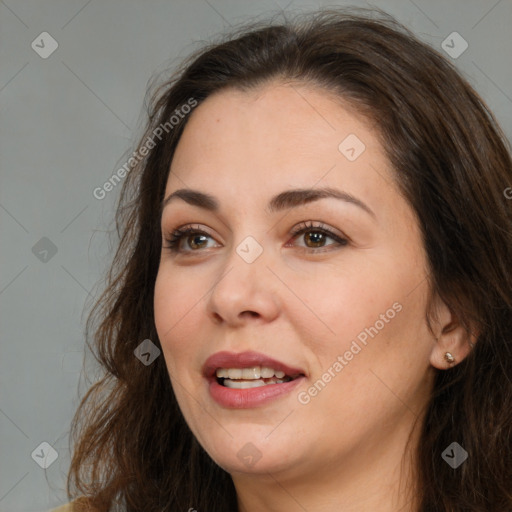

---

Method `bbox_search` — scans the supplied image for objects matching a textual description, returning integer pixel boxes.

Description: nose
[206,238,282,326]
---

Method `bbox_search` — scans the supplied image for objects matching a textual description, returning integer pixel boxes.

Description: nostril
[241,311,259,318]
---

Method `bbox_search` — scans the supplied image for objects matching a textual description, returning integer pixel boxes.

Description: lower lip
[208,376,306,408]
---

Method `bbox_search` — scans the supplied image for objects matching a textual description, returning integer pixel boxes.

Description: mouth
[215,365,303,389]
[202,350,307,407]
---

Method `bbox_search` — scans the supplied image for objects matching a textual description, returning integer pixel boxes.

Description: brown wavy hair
[67,7,512,511]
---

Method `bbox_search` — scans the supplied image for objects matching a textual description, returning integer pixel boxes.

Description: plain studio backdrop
[1,1,511,511]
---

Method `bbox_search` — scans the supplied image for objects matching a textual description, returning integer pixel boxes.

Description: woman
[55,7,512,511]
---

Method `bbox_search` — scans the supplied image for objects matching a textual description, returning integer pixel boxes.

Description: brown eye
[163,226,216,252]
[187,233,209,250]
[303,230,328,248]
[290,221,348,252]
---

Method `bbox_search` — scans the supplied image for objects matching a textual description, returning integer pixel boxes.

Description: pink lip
[203,350,307,409]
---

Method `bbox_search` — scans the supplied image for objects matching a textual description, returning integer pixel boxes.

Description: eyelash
[163,221,348,254]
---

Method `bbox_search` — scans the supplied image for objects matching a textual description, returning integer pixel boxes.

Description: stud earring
[444,352,455,364]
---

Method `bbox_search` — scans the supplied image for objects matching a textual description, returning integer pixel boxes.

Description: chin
[216,452,298,476]
[198,429,299,476]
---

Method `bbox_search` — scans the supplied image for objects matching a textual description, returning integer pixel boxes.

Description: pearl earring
[444,352,455,364]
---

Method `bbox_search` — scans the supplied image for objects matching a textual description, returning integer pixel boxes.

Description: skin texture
[153,82,472,511]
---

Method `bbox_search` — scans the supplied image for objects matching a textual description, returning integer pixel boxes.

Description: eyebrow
[161,187,376,219]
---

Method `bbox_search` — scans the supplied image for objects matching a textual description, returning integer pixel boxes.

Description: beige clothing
[50,504,74,512]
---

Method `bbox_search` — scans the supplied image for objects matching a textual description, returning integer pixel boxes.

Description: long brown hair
[67,7,512,511]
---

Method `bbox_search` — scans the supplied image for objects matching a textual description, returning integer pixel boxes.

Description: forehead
[172,82,378,163]
[164,83,396,218]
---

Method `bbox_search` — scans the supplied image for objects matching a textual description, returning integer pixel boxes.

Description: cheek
[153,268,203,369]
[153,269,207,424]
[287,259,394,349]
[293,251,430,375]
[298,298,430,440]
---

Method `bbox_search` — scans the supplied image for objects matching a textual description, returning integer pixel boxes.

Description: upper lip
[203,350,306,379]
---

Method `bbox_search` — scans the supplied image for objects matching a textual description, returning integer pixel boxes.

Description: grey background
[1,1,511,511]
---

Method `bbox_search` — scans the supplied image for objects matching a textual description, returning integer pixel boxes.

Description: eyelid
[163,224,219,250]
[287,221,349,251]
[289,220,349,242]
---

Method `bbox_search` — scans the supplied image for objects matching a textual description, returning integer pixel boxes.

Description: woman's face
[154,82,437,480]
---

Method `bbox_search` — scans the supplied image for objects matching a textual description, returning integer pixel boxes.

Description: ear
[429,294,477,370]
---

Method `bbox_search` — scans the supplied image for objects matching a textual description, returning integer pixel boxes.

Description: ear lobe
[430,325,475,370]
[428,296,478,370]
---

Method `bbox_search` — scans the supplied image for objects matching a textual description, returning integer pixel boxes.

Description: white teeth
[224,379,266,389]
[223,377,289,389]
[242,367,260,379]
[215,366,290,380]
[260,366,274,378]
[227,368,243,379]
